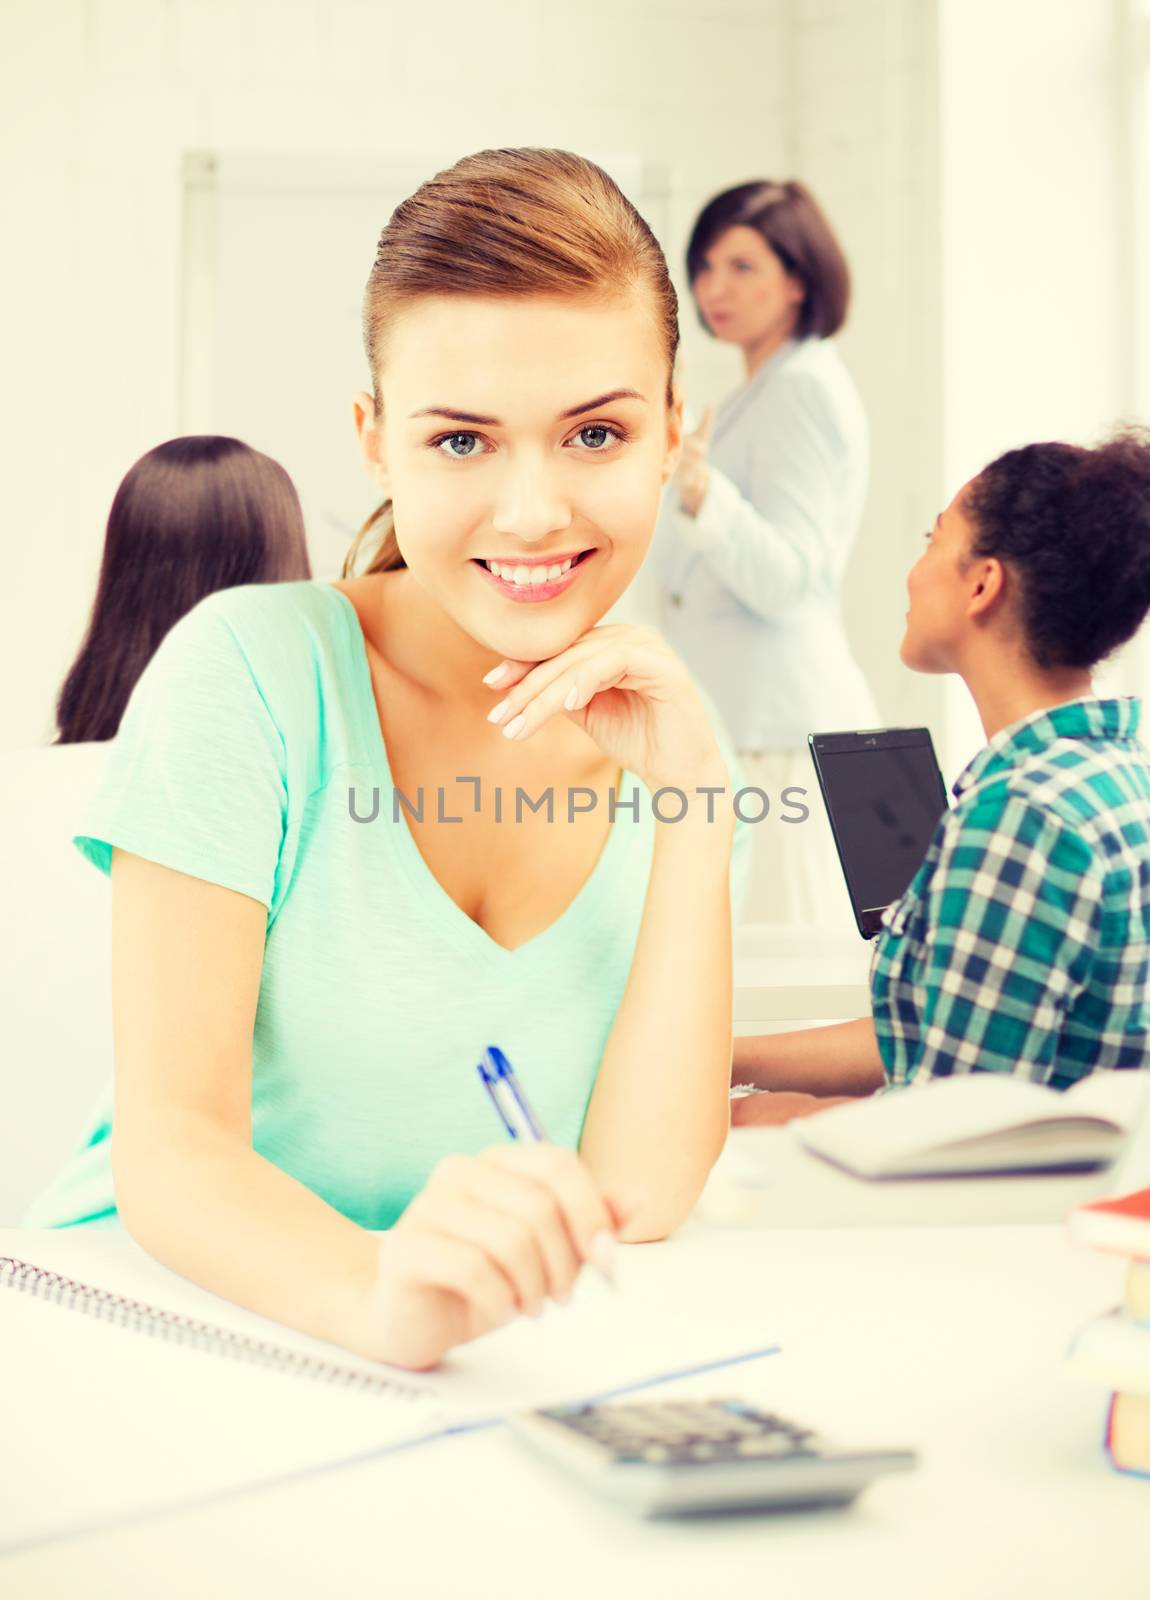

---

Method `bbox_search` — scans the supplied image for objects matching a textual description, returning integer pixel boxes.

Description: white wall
[938,0,1128,775]
[7,1,1123,765]
[786,0,945,740]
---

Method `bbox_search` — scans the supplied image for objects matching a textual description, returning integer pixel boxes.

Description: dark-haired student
[55,435,311,744]
[733,428,1150,1126]
[652,179,879,926]
[2,437,311,1211]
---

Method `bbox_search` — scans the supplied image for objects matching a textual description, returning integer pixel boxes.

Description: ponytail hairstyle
[963,426,1150,671]
[342,147,680,579]
[56,436,311,743]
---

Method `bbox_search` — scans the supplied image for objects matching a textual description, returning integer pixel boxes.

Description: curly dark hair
[963,427,1150,671]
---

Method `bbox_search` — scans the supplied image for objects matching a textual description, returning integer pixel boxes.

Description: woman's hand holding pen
[345,1146,634,1371]
[483,618,729,799]
[671,403,714,518]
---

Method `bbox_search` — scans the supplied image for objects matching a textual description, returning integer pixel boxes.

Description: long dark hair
[55,436,311,743]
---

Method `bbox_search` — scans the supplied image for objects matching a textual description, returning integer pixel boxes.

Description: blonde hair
[342,147,680,579]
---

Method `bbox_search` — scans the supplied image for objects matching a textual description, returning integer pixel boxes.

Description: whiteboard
[178,148,673,624]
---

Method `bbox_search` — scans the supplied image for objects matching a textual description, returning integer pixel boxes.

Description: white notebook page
[0,1228,777,1551]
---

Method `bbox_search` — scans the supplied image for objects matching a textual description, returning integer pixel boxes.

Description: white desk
[733,921,871,1029]
[2,1220,1143,1600]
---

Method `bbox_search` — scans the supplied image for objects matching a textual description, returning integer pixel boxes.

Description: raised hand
[672,403,714,518]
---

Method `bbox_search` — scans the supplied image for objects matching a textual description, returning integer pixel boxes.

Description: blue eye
[435,432,486,458]
[570,424,627,452]
[429,423,628,458]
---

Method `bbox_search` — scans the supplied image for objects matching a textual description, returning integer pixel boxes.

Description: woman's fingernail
[555,1288,572,1308]
[483,663,510,686]
[588,1231,617,1279]
[487,698,510,724]
[563,683,580,711]
[502,714,526,739]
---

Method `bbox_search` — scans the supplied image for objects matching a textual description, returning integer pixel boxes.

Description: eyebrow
[407,389,649,426]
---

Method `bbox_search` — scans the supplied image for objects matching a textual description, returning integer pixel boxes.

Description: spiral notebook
[0,1229,778,1552]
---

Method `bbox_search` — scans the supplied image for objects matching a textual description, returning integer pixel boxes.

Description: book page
[799,1076,1061,1174]
[0,1261,450,1553]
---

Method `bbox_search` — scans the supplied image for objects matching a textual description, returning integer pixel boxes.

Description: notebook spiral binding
[0,1256,426,1402]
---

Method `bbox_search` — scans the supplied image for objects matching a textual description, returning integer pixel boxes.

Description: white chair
[0,742,113,1222]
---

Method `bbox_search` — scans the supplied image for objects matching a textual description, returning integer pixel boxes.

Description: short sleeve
[74,596,288,908]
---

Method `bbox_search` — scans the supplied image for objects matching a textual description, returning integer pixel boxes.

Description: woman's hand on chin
[481,622,729,797]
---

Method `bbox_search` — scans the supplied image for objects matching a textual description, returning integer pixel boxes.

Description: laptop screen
[808,729,950,939]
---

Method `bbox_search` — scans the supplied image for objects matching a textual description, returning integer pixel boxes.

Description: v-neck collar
[325,581,639,962]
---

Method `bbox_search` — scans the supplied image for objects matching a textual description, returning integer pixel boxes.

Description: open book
[797,1069,1150,1179]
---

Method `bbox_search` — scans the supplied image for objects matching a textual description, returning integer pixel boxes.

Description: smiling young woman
[24,149,753,1372]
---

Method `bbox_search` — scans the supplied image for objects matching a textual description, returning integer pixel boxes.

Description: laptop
[807,727,950,941]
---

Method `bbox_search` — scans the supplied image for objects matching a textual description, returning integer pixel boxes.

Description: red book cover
[1070,1189,1150,1260]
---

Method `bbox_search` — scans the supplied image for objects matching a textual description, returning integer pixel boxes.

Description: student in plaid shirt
[733,428,1150,1121]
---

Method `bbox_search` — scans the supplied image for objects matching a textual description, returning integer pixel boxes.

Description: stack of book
[1067,1187,1150,1477]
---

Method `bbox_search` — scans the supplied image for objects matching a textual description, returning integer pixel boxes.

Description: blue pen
[476,1045,616,1288]
[477,1045,548,1142]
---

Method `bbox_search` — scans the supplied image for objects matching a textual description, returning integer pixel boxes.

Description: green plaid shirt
[870,697,1150,1090]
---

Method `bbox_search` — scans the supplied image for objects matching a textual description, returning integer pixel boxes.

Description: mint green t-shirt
[24,581,752,1230]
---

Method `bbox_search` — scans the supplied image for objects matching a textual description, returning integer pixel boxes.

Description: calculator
[510,1397,917,1517]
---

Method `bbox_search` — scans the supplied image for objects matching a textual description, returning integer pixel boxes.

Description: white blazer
[652,335,879,751]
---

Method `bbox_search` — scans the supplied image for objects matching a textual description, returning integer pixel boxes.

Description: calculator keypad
[540,1400,822,1465]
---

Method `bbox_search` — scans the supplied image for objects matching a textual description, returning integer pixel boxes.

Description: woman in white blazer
[653,179,879,927]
